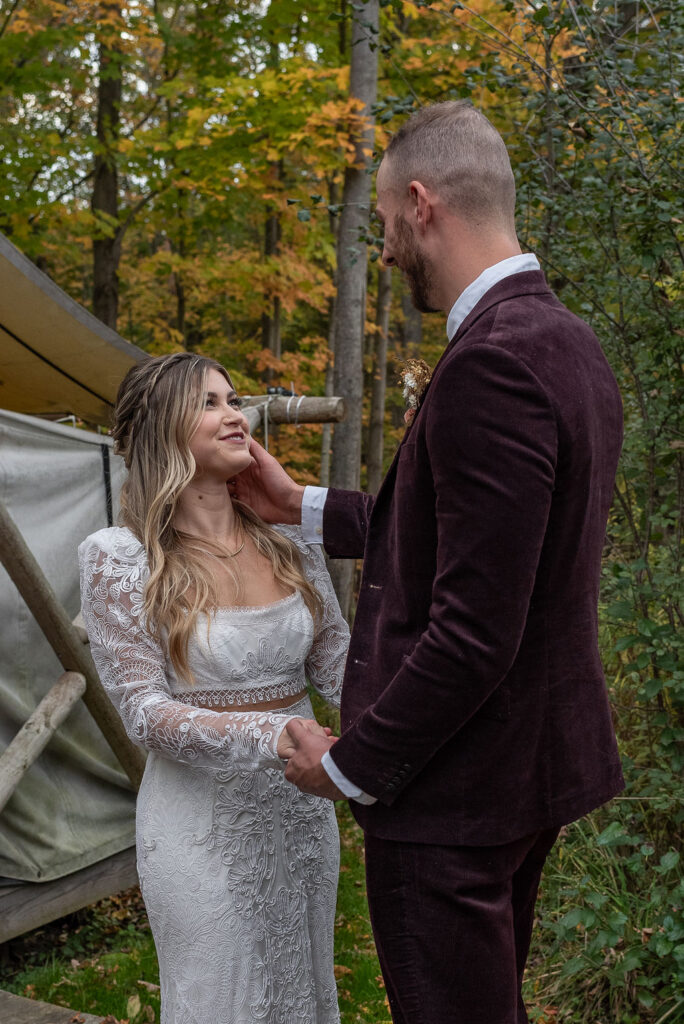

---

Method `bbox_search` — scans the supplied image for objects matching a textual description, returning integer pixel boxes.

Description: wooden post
[240,395,346,424]
[0,671,86,813]
[0,499,145,789]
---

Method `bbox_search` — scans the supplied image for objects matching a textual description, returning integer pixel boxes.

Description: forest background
[0,0,682,1020]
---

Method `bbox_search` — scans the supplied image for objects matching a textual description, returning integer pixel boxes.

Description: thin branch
[0,0,22,39]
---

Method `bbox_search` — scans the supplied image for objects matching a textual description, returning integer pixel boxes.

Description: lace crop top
[78,525,349,772]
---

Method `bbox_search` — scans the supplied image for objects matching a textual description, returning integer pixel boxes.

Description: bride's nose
[223,404,249,430]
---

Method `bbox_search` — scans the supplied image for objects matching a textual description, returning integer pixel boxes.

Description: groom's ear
[408,180,434,234]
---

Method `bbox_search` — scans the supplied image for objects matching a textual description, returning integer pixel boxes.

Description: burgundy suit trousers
[364,827,560,1024]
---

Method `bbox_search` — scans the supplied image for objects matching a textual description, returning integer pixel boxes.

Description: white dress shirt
[306,253,540,803]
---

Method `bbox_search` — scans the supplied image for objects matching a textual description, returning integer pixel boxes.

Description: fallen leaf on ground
[126,994,142,1017]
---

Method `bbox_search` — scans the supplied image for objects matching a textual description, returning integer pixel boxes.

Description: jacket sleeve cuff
[322,750,377,805]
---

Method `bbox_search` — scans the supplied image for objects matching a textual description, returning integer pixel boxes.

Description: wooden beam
[0,989,104,1024]
[241,395,346,424]
[0,845,138,943]
[0,499,145,789]
[0,672,86,814]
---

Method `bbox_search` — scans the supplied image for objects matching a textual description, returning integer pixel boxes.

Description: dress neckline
[209,590,302,616]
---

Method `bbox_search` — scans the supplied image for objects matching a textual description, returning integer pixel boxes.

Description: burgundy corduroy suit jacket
[325,270,624,846]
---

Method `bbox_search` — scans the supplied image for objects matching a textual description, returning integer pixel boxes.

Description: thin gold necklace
[215,525,246,558]
[178,527,245,558]
[215,536,245,558]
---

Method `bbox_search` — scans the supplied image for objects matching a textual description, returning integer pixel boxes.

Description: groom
[236,101,624,1024]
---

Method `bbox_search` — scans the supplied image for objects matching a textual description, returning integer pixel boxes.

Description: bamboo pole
[0,671,86,813]
[0,499,145,789]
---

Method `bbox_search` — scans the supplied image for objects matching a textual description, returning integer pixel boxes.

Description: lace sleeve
[78,530,290,771]
[278,526,350,709]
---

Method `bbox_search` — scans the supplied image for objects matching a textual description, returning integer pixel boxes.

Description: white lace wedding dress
[78,525,349,1024]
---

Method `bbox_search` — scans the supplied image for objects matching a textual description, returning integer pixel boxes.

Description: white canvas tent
[0,232,148,942]
[0,412,139,915]
[0,232,145,423]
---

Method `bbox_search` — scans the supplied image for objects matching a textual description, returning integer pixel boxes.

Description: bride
[78,352,349,1024]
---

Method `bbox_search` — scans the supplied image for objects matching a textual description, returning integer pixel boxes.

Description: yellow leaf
[126,993,142,1018]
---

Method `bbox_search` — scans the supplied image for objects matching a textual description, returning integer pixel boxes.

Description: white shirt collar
[446,253,540,340]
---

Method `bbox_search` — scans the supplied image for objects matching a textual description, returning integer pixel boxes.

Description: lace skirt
[135,696,340,1024]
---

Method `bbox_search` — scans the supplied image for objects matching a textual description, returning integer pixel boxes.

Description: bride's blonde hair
[112,353,322,683]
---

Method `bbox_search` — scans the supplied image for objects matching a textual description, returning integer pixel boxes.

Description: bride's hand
[277,718,333,760]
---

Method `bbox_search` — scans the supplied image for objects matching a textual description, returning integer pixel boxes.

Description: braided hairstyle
[112,353,322,683]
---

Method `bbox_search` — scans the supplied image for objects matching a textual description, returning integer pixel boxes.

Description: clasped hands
[276,718,345,801]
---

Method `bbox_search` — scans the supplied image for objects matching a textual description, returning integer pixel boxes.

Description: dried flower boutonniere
[399,358,432,426]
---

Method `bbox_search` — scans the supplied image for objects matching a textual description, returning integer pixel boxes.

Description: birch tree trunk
[328,0,379,617]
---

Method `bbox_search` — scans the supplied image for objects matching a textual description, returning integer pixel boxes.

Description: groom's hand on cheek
[283,719,345,800]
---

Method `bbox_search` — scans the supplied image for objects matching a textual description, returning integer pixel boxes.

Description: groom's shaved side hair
[384,101,517,234]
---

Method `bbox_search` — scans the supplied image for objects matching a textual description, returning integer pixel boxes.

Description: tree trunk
[261,205,282,360]
[92,2,122,330]
[320,294,336,487]
[328,0,379,617]
[321,176,341,487]
[261,48,282,376]
[366,265,392,494]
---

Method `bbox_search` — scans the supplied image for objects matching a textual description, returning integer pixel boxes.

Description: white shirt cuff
[321,750,377,805]
[301,485,328,544]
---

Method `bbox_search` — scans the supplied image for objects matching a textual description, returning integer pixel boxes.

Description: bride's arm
[78,532,305,770]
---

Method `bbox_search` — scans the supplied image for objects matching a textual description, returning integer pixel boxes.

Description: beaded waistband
[174,676,306,708]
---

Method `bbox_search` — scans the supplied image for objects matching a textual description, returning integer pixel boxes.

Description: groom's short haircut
[384,101,517,234]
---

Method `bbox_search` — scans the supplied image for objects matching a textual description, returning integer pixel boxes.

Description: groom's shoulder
[452,276,605,377]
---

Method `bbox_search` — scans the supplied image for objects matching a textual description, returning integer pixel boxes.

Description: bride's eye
[229,397,243,408]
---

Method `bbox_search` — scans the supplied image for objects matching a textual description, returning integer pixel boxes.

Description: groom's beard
[393,213,439,314]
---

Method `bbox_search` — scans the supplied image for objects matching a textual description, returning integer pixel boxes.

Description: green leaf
[607,600,633,620]
[621,949,644,973]
[641,677,663,699]
[596,821,631,846]
[615,635,640,652]
[561,956,586,977]
[659,850,680,872]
